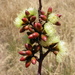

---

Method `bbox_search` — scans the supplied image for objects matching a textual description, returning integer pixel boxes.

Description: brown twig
[37,0,43,75]
[43,48,51,58]
[38,0,42,11]
[38,0,42,22]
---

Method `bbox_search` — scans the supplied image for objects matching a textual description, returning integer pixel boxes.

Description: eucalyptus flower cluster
[14,7,67,68]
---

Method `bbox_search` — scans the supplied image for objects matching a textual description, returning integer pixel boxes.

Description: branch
[37,0,43,75]
[38,0,42,11]
[37,45,43,75]
[43,48,51,58]
[43,43,57,58]
[38,0,42,22]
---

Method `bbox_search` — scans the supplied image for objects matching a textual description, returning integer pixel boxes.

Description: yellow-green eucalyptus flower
[14,10,26,28]
[17,10,26,19]
[48,13,59,24]
[44,22,56,36]
[27,8,38,16]
[14,17,24,28]
[56,41,67,63]
[57,41,67,52]
[14,8,38,28]
[14,8,38,27]
[56,52,64,63]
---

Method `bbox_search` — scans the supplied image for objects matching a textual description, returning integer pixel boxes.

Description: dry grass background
[0,0,75,75]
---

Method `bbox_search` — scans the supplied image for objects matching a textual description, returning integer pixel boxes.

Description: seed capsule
[40,10,45,15]
[41,34,47,41]
[20,56,27,61]
[25,10,30,16]
[47,7,52,14]
[25,44,32,50]
[22,18,28,23]
[25,60,31,68]
[30,16,36,22]
[40,15,47,21]
[31,57,37,64]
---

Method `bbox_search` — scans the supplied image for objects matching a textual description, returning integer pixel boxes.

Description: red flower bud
[47,7,52,14]
[24,25,29,30]
[34,23,42,31]
[37,23,42,29]
[55,22,61,26]
[19,51,26,55]
[35,45,41,52]
[25,60,31,68]
[25,10,30,16]
[40,10,45,15]
[31,57,37,64]
[25,50,32,56]
[20,56,27,61]
[25,44,32,50]
[19,50,32,56]
[20,26,25,33]
[41,34,47,41]
[57,14,62,18]
[28,34,34,39]
[28,27,34,32]
[53,51,59,55]
[33,23,37,28]
[33,32,40,38]
[22,18,28,23]
[28,32,39,39]
[30,16,36,22]
[40,15,47,21]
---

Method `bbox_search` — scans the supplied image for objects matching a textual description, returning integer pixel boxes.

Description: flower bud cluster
[14,7,67,67]
[19,44,41,67]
